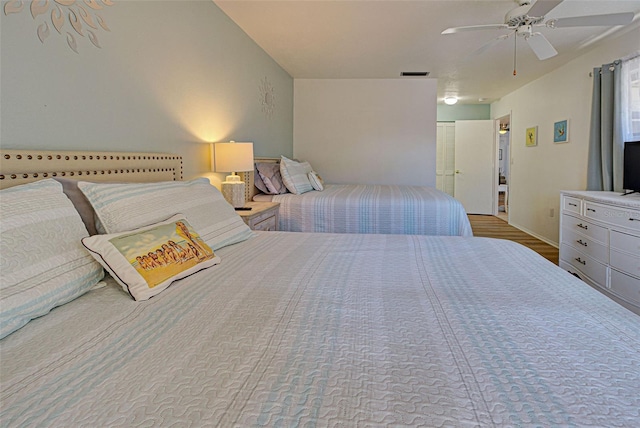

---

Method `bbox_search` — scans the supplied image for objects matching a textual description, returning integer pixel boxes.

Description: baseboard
[508,222,559,249]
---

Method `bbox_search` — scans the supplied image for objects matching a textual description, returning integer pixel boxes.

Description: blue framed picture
[554,119,569,143]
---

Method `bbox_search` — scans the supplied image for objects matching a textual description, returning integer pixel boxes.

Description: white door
[454,120,495,215]
[436,122,455,196]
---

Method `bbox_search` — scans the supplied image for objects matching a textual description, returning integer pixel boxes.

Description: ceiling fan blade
[527,0,564,18]
[441,24,509,34]
[464,34,512,61]
[526,33,558,60]
[551,12,634,28]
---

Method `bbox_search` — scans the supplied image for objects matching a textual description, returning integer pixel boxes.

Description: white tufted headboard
[0,149,183,189]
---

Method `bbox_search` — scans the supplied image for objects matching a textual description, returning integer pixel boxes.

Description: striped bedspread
[255,184,473,236]
[1,233,639,426]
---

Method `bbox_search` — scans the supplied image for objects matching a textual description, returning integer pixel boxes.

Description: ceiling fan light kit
[441,0,634,64]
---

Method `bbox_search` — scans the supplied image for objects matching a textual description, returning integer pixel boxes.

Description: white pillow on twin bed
[280,156,314,195]
[308,171,325,191]
[0,179,105,339]
[78,178,253,251]
[82,214,220,301]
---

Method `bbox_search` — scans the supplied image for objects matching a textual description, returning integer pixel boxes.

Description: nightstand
[237,201,280,231]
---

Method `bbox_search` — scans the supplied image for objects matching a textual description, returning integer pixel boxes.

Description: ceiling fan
[441,0,634,71]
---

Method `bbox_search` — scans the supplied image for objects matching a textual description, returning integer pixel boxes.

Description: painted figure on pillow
[176,221,210,261]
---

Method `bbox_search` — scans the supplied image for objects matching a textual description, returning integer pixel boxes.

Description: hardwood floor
[468,215,559,265]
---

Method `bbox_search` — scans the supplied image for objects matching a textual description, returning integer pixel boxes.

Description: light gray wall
[492,26,640,246]
[0,1,293,181]
[294,79,437,186]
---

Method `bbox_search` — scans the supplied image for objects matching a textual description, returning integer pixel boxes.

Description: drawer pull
[568,203,577,207]
[567,270,581,279]
[574,257,586,265]
[587,208,596,213]
[577,223,589,230]
[629,218,639,222]
[576,239,588,247]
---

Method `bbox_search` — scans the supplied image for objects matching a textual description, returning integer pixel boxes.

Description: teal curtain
[587,60,623,191]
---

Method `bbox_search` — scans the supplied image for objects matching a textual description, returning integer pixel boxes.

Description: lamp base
[225,174,242,183]
[221,178,245,208]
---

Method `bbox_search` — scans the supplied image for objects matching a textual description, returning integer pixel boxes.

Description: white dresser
[559,191,640,315]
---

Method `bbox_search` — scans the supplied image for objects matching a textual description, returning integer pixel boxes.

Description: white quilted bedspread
[256,184,473,236]
[1,233,639,427]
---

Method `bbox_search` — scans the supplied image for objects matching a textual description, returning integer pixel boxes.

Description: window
[621,55,640,141]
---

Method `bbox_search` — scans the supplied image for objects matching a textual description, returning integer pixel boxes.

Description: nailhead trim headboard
[0,149,183,189]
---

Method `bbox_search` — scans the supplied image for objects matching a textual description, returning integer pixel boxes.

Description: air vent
[401,71,430,77]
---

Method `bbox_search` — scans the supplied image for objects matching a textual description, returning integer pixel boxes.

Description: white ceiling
[214,0,640,104]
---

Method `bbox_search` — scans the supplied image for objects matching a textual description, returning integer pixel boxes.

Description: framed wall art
[554,119,569,143]
[526,126,538,147]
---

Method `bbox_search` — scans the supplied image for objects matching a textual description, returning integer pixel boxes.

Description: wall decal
[3,0,113,54]
[259,77,276,119]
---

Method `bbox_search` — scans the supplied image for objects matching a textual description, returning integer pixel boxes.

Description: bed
[251,157,473,237]
[1,150,639,427]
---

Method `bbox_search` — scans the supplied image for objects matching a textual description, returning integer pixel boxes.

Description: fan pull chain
[513,34,517,76]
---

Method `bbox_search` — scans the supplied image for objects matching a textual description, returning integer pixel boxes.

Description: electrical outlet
[549,208,555,217]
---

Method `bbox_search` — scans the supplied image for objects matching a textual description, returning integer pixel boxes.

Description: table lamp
[213,141,254,209]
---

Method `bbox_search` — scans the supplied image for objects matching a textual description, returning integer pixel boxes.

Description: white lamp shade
[213,142,254,173]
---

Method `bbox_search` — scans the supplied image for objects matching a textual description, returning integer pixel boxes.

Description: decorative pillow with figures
[82,214,220,301]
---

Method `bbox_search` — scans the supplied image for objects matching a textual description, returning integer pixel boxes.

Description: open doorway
[496,114,511,222]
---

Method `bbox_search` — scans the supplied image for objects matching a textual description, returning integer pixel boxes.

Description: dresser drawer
[611,249,640,279]
[561,213,608,244]
[584,201,640,233]
[559,261,601,289]
[610,230,640,277]
[561,226,608,264]
[560,243,608,286]
[610,268,640,306]
[611,229,640,253]
[253,215,277,231]
[562,195,582,214]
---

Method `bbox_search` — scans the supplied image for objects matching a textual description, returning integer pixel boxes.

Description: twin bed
[1,150,639,426]
[251,157,473,236]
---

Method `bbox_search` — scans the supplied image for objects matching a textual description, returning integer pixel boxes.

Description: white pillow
[0,179,104,339]
[280,156,313,195]
[308,171,324,191]
[82,214,220,301]
[78,178,253,251]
